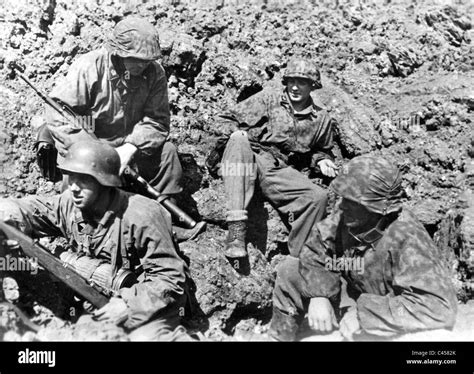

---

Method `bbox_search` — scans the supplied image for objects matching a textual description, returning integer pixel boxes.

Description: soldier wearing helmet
[206,56,337,263]
[35,16,196,236]
[266,155,457,341]
[0,141,194,341]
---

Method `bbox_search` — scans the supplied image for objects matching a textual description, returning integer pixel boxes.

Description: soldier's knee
[229,130,249,142]
[302,186,328,207]
[161,142,179,159]
[276,257,301,288]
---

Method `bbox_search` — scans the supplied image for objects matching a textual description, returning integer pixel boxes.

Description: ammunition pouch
[60,252,137,296]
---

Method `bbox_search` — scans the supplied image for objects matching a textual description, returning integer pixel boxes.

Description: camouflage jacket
[0,189,187,330]
[44,46,170,158]
[298,207,457,336]
[218,89,335,168]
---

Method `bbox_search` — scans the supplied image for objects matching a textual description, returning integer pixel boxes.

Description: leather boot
[224,220,247,258]
[267,308,300,342]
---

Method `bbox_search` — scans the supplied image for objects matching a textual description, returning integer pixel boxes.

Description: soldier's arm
[124,63,170,155]
[0,194,67,238]
[298,209,343,301]
[310,114,336,167]
[44,55,95,128]
[356,223,457,336]
[41,55,97,152]
[119,202,187,330]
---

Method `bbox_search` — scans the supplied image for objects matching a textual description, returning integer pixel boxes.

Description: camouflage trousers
[221,131,328,257]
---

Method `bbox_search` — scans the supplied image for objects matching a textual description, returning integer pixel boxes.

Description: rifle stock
[0,221,110,308]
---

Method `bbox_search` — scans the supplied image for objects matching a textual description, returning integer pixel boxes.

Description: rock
[180,228,274,330]
[159,30,206,87]
[315,77,381,156]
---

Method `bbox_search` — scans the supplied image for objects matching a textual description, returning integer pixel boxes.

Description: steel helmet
[330,155,405,215]
[282,57,322,89]
[58,141,122,187]
[106,16,161,61]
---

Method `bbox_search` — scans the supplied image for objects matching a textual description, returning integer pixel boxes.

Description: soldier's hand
[339,306,361,340]
[317,159,338,178]
[92,297,128,325]
[116,143,138,175]
[307,297,339,332]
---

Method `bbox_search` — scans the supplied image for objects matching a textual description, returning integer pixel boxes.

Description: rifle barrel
[0,222,110,308]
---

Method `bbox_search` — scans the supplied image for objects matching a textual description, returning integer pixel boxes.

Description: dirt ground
[0,0,473,341]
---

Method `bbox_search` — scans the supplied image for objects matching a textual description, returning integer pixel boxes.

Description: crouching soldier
[0,141,193,341]
[207,57,338,260]
[269,155,457,341]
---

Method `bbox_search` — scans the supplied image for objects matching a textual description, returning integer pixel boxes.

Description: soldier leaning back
[207,57,338,260]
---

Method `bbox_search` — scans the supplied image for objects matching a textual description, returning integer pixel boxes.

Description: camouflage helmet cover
[106,16,161,61]
[58,141,122,187]
[282,57,322,89]
[330,155,405,215]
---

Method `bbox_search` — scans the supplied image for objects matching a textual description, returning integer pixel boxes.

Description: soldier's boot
[224,220,247,259]
[267,307,300,342]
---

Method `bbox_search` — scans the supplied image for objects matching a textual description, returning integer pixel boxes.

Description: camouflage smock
[44,46,170,159]
[298,207,457,336]
[219,89,336,167]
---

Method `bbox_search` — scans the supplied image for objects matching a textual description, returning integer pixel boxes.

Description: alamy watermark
[0,254,38,275]
[218,161,257,177]
[325,255,365,275]
[378,113,422,132]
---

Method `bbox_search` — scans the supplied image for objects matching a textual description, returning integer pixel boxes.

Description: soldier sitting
[268,155,457,341]
[0,141,194,341]
[207,57,338,261]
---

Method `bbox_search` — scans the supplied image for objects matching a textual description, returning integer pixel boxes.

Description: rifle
[0,221,110,308]
[11,64,200,230]
[11,63,91,133]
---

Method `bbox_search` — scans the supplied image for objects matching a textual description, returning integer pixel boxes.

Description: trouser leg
[269,256,309,341]
[220,131,257,259]
[257,153,328,258]
[128,296,194,341]
[139,141,184,197]
[221,131,257,221]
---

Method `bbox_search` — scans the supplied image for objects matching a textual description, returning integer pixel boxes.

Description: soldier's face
[286,78,312,105]
[122,57,151,76]
[68,173,103,211]
[340,198,380,231]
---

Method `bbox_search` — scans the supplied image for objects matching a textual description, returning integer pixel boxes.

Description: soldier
[207,57,338,260]
[268,155,457,341]
[34,16,201,238]
[0,141,193,341]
